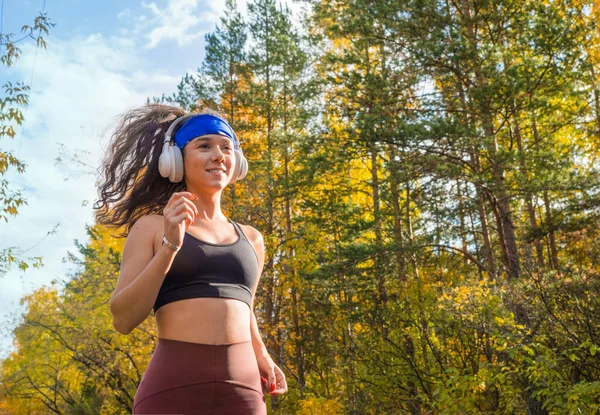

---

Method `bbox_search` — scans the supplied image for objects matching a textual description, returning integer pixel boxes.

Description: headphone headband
[164,114,195,145]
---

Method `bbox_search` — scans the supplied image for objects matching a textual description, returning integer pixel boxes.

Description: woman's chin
[186,175,232,191]
[194,182,229,192]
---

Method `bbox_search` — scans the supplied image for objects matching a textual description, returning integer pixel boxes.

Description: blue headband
[174,114,240,150]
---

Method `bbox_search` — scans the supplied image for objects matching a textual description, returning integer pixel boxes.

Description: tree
[0,224,155,414]
[0,9,54,276]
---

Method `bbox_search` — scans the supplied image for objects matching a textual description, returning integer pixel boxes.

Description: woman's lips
[206,170,225,175]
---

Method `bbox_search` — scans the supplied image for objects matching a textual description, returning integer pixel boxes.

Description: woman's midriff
[155,297,252,345]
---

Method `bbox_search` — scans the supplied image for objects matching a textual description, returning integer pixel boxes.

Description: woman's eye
[199,144,232,150]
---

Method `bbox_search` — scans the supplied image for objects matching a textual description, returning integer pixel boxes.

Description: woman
[94,104,287,414]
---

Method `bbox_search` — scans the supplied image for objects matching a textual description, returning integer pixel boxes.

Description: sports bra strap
[230,220,249,243]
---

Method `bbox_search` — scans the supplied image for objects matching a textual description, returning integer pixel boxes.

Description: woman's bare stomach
[155,297,252,345]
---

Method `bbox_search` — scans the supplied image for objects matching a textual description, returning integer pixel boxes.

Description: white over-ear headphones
[158,114,248,184]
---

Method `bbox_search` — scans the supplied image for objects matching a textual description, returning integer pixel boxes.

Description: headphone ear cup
[230,149,247,183]
[158,114,194,182]
[169,145,184,183]
[238,152,248,181]
[158,142,172,178]
[229,150,240,184]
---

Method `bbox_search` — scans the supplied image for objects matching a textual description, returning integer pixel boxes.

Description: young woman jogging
[95,104,287,414]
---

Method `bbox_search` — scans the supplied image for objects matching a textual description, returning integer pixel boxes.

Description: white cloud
[116,0,308,50]
[0,33,180,360]
[141,0,213,49]
[0,0,310,360]
[117,8,132,19]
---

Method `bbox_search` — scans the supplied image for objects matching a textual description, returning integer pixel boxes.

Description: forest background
[1,0,600,414]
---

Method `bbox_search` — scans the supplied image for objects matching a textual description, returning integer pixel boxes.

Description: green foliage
[4,0,600,414]
[0,11,53,278]
[0,224,155,414]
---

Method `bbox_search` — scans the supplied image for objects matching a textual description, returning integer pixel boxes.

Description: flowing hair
[93,103,228,238]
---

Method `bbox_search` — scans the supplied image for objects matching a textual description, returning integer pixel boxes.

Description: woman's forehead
[190,134,233,144]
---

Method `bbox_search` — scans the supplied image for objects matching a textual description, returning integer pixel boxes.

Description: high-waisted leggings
[133,338,267,414]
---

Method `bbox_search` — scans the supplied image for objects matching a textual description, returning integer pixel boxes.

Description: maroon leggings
[133,338,267,414]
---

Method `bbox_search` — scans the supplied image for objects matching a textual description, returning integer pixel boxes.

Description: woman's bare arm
[109,216,176,334]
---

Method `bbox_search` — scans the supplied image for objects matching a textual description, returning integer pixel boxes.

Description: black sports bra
[153,219,259,313]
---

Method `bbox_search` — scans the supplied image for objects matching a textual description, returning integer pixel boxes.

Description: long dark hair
[93,103,224,238]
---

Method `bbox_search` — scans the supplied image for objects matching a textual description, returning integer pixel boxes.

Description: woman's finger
[171,212,194,227]
[273,366,288,394]
[268,369,276,394]
[165,191,198,209]
[260,376,270,394]
[171,199,199,218]
[164,195,199,219]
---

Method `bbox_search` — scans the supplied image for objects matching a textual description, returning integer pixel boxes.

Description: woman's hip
[133,338,266,414]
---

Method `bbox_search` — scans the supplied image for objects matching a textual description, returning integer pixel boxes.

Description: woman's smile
[206,169,226,176]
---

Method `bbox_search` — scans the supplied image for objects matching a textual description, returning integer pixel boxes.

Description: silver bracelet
[162,235,180,252]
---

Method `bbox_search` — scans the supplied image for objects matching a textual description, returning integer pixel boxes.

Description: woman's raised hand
[163,192,200,249]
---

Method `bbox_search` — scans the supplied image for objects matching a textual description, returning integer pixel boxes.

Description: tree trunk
[457,77,496,278]
[512,109,544,270]
[388,144,407,282]
[531,114,559,270]
[461,0,520,278]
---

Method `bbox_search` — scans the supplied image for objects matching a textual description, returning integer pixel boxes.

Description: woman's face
[182,134,236,190]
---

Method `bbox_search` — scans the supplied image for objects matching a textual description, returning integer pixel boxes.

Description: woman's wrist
[256,353,272,363]
[162,235,180,251]
[252,341,270,360]
[157,242,179,260]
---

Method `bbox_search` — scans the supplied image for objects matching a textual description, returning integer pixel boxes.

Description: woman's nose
[212,149,225,161]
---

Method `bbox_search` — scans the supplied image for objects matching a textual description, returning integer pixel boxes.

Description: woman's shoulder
[133,213,163,229]
[233,221,263,245]
[129,214,164,239]
[130,214,164,254]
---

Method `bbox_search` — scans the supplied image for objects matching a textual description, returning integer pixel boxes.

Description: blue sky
[0,0,304,360]
[4,0,225,74]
